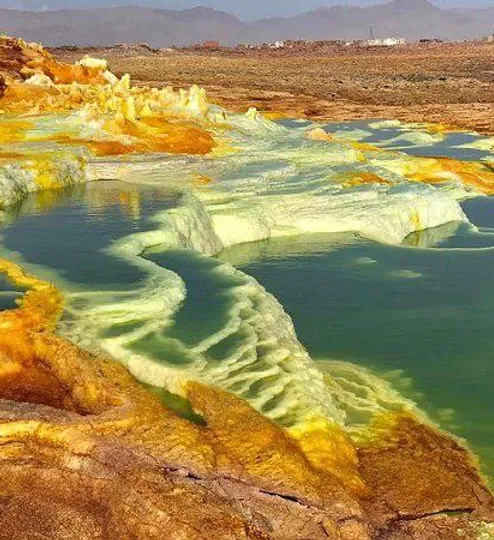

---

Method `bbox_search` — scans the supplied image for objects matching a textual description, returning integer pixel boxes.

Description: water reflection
[1,181,180,287]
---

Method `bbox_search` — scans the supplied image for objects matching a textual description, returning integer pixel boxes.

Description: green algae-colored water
[220,197,494,480]
[3,179,494,480]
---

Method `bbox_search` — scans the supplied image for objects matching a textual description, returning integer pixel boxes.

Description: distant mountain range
[1,0,494,47]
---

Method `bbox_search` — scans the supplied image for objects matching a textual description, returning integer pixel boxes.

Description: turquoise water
[1,182,331,425]
[320,119,494,160]
[1,182,179,288]
[219,197,494,478]
[280,118,494,160]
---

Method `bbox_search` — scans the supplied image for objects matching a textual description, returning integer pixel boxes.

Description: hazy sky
[1,0,492,19]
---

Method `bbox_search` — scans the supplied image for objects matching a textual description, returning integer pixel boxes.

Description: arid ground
[56,41,494,133]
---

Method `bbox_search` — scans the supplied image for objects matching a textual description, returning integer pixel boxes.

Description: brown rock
[358,415,494,537]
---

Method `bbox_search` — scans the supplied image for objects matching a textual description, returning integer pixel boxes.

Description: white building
[367,38,406,47]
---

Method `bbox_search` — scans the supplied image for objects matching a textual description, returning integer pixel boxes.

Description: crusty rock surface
[358,416,494,538]
[0,35,106,85]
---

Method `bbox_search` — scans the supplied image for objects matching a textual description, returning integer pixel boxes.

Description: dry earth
[55,41,494,134]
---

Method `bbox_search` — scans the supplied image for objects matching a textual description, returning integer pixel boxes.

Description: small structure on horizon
[265,41,286,49]
[366,37,406,47]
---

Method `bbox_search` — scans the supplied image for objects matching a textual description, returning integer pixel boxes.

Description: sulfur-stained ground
[55,41,494,134]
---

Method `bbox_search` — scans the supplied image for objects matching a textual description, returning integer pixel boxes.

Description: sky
[1,0,492,19]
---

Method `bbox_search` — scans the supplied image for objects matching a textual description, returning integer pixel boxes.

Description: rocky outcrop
[0,35,216,209]
[0,35,46,84]
[0,35,109,85]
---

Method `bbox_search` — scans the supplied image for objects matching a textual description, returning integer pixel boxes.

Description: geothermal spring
[2,41,494,538]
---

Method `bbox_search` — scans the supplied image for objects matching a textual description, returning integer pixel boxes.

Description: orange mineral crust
[0,259,491,539]
[340,172,393,188]
[0,86,216,157]
[0,36,107,86]
[32,118,215,157]
[402,156,494,194]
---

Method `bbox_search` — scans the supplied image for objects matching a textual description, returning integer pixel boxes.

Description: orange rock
[307,127,333,142]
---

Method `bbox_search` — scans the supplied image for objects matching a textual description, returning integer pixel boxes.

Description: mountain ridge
[1,0,493,46]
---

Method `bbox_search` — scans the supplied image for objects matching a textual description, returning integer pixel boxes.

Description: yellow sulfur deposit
[340,171,392,188]
[1,81,215,157]
[288,418,367,496]
[0,259,62,333]
[381,154,494,194]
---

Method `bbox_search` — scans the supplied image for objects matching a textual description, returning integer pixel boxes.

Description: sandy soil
[55,41,494,133]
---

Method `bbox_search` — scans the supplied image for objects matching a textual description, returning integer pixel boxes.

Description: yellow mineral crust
[339,172,393,188]
[0,259,62,332]
[0,35,215,157]
[289,419,367,496]
[0,83,215,157]
[434,157,494,194]
[347,141,382,153]
[0,259,491,538]
[0,119,35,144]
